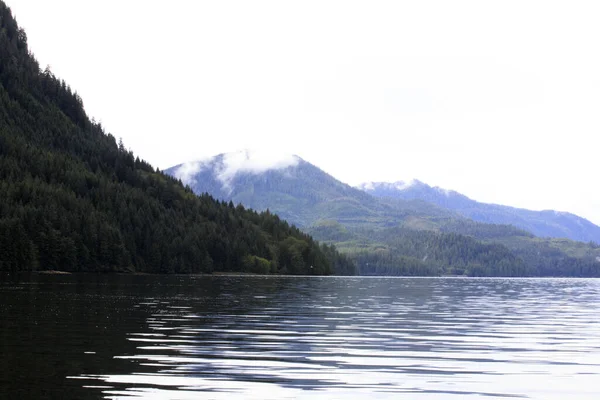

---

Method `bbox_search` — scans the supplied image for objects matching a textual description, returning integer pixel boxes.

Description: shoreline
[37,270,72,275]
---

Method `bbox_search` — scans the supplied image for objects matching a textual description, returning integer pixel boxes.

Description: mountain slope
[357,181,600,244]
[0,2,351,275]
[167,152,375,227]
[166,151,486,231]
[166,152,600,277]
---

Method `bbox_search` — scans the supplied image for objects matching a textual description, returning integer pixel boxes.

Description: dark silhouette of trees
[0,2,350,275]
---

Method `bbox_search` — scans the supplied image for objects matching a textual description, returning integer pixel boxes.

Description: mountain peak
[171,149,301,187]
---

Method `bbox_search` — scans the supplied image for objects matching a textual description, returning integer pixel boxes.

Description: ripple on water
[73,277,600,399]
[3,276,599,399]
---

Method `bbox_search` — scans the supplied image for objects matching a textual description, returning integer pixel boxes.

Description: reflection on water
[1,275,600,399]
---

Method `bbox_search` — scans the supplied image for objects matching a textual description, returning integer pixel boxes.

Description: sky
[8,0,600,225]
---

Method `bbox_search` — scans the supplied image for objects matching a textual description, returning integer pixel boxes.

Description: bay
[1,275,599,399]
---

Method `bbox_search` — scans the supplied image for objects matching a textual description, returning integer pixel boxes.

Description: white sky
[8,0,600,225]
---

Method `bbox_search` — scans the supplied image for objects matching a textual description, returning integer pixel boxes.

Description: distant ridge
[357,181,600,244]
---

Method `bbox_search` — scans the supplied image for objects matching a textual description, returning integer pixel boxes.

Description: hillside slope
[0,3,353,275]
[358,180,600,244]
[166,152,459,229]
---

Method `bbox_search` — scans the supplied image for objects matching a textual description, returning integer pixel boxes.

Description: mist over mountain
[167,151,472,230]
[166,152,600,277]
[357,181,600,244]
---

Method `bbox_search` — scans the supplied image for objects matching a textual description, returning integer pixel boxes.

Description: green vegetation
[309,225,532,277]
[0,2,354,275]
[309,219,600,277]
[362,181,600,244]
[168,155,600,277]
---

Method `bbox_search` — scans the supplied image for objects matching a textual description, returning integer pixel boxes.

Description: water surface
[1,275,599,399]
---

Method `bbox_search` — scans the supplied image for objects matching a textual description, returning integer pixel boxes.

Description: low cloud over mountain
[173,149,299,191]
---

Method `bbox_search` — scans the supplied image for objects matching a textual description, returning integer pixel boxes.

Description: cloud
[356,182,375,191]
[173,157,210,186]
[433,186,452,197]
[356,180,418,192]
[393,180,418,191]
[173,150,299,191]
[215,150,299,190]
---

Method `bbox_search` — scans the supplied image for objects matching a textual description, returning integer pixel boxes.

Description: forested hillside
[0,2,353,275]
[359,180,600,244]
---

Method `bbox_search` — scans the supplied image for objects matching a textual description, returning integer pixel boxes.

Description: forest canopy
[0,2,354,275]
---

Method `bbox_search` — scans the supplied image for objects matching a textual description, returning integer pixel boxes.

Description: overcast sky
[8,0,600,225]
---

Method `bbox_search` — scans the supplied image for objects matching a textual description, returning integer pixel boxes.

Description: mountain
[166,152,600,277]
[357,180,600,244]
[166,151,460,229]
[0,2,352,275]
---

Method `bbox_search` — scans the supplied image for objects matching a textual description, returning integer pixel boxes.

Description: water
[1,275,599,399]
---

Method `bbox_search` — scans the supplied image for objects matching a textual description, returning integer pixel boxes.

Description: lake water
[1,275,599,399]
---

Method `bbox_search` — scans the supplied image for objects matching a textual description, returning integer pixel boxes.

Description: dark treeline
[0,2,354,275]
[351,228,531,277]
[511,244,600,278]
[350,227,600,277]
